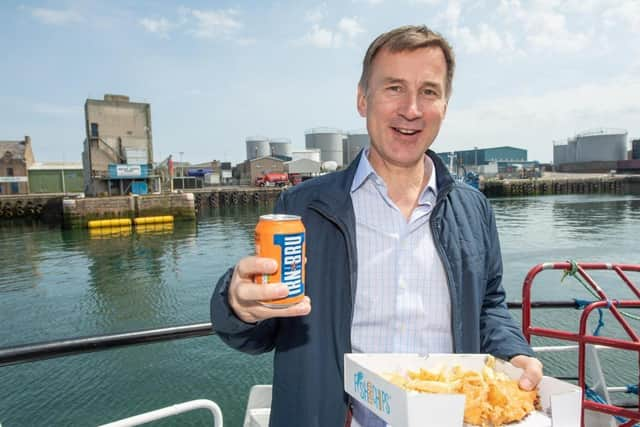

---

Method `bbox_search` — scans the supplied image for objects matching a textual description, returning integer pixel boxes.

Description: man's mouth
[392,127,421,136]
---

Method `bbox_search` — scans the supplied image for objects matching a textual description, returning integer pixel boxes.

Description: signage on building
[221,170,232,179]
[108,164,149,179]
[0,176,28,183]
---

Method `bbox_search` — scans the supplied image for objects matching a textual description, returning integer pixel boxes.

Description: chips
[385,356,539,427]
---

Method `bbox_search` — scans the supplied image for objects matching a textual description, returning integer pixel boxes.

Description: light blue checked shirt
[350,150,453,427]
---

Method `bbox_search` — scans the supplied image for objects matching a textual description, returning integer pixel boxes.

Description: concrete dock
[482,173,640,197]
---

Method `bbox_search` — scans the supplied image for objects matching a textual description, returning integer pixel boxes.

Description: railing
[522,262,640,427]
[0,323,213,367]
[0,302,582,367]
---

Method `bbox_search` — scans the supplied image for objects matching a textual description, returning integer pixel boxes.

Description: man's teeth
[395,127,419,135]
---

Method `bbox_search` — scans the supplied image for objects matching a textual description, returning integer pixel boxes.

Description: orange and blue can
[254,214,306,308]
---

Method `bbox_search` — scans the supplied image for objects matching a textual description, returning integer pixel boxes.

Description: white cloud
[603,0,640,33]
[299,17,365,49]
[30,7,83,25]
[458,24,505,54]
[139,17,172,38]
[352,0,384,4]
[497,0,591,53]
[185,8,242,39]
[338,17,365,39]
[524,12,590,52]
[302,24,338,48]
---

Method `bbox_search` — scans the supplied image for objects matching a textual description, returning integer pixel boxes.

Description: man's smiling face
[357,46,448,170]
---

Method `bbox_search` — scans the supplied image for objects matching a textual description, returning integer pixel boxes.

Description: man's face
[357,46,448,169]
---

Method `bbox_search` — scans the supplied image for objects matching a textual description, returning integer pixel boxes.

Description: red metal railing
[522,262,640,426]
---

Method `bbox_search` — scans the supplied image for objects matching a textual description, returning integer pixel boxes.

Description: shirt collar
[350,148,438,201]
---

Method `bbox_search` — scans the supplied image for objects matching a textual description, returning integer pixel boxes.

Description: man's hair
[359,25,455,100]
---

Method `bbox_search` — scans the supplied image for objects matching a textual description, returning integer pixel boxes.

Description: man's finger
[236,282,290,302]
[251,296,312,319]
[234,256,278,279]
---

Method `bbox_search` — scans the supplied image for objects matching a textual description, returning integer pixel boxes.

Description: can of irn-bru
[254,214,306,308]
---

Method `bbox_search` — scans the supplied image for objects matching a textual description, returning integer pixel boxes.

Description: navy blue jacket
[211,150,534,427]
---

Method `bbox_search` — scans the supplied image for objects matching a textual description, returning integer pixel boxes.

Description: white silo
[269,138,292,158]
[344,132,370,165]
[305,128,345,167]
[575,129,627,162]
[246,136,270,160]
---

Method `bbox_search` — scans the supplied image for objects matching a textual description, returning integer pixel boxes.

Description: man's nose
[398,93,422,120]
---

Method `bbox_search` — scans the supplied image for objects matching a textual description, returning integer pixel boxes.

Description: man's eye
[423,88,437,96]
[386,86,402,93]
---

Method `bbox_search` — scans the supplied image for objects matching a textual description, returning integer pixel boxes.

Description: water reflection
[1,195,639,426]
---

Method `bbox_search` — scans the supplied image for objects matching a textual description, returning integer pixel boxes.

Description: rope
[561,261,640,335]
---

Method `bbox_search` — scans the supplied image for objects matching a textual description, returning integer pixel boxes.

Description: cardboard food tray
[344,353,582,427]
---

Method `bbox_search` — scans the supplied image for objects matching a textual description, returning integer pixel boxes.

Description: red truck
[255,172,289,187]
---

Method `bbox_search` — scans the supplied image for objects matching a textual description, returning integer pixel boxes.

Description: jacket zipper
[430,184,459,353]
[308,204,357,332]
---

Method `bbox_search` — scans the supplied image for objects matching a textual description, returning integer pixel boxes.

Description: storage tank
[269,138,292,158]
[292,149,321,162]
[305,128,345,167]
[246,136,270,160]
[567,137,577,163]
[553,143,568,166]
[575,129,627,162]
[632,139,640,160]
[344,132,369,165]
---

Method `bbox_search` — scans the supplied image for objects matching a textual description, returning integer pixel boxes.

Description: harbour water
[1,194,640,426]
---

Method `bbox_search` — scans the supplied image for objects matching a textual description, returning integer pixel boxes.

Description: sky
[1,0,639,164]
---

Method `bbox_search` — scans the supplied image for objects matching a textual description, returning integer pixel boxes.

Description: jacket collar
[308,147,455,217]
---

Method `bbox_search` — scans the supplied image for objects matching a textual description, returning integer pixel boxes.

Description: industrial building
[285,158,321,175]
[235,156,285,186]
[292,149,321,162]
[553,129,629,172]
[82,94,156,196]
[0,136,35,194]
[437,146,527,169]
[28,162,84,193]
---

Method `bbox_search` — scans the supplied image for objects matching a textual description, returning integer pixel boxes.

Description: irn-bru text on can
[254,214,306,308]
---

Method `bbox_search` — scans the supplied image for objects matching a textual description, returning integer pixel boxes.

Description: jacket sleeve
[479,201,535,360]
[210,267,278,354]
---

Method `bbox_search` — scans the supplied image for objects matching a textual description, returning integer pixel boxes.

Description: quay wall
[2,177,638,227]
[190,187,282,212]
[0,187,282,227]
[482,175,640,197]
[63,193,195,229]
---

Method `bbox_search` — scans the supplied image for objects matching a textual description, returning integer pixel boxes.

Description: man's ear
[356,85,367,118]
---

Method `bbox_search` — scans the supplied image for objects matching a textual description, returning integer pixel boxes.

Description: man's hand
[509,355,543,391]
[228,256,311,324]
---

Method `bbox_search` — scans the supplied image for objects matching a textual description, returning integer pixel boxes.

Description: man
[211,25,542,427]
